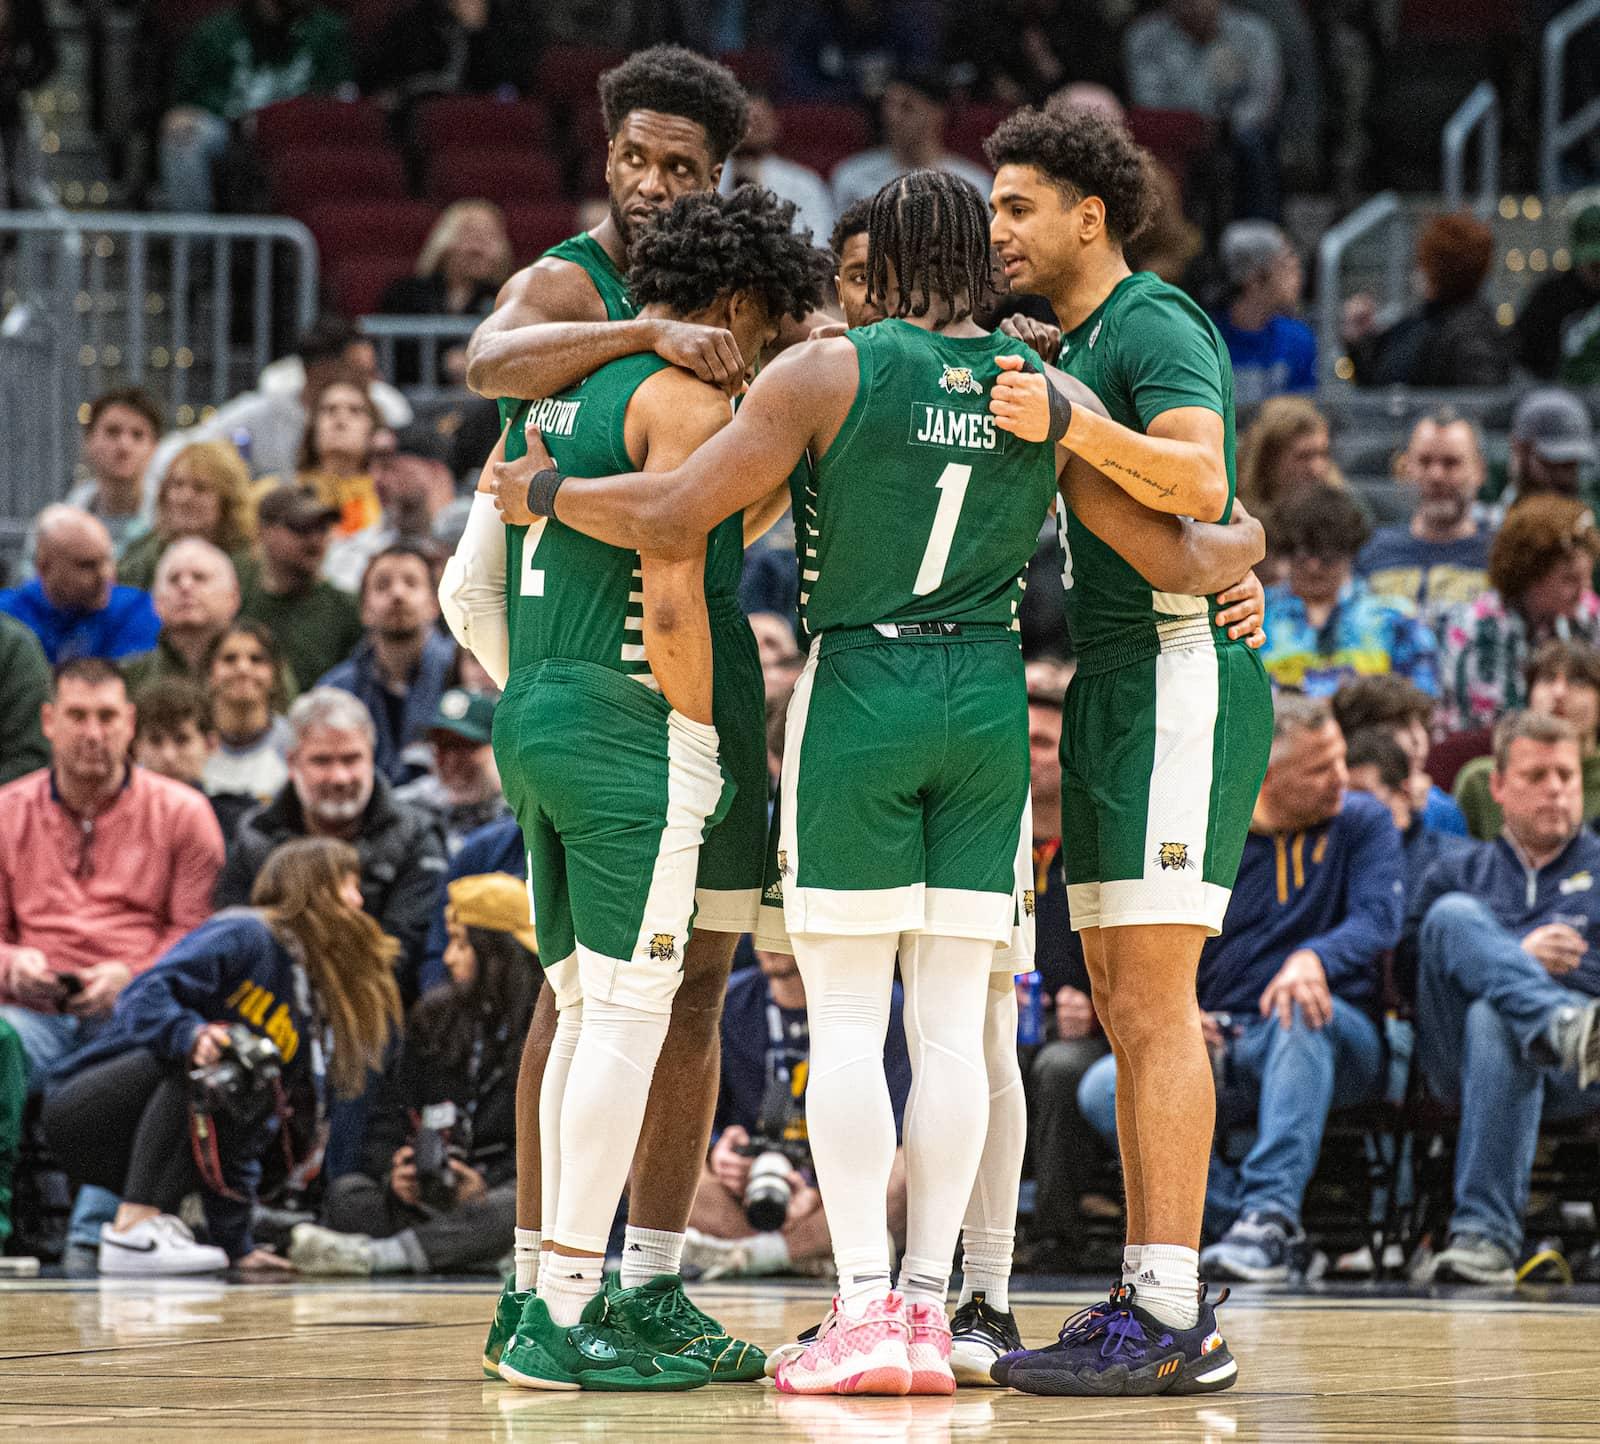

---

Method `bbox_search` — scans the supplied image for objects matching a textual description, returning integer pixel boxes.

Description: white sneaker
[289,1222,376,1275]
[98,1215,229,1276]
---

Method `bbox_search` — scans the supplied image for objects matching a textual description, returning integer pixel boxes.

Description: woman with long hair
[118,439,257,590]
[43,838,401,1275]
[288,871,538,1277]
[202,619,295,804]
[1237,396,1346,585]
[288,371,385,536]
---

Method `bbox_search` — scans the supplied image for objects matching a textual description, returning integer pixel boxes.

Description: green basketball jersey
[543,231,638,322]
[802,320,1058,634]
[1056,271,1239,668]
[499,354,741,678]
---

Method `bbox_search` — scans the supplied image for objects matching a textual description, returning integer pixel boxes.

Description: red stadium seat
[270,146,407,212]
[775,102,872,179]
[1126,107,1214,186]
[948,101,1011,169]
[330,253,416,317]
[416,96,549,156]
[536,45,629,111]
[426,150,565,208]
[504,202,580,262]
[717,48,780,96]
[301,200,442,266]
[253,97,388,153]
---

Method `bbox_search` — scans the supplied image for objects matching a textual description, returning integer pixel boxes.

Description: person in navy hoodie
[42,837,402,1275]
[1403,709,1600,1286]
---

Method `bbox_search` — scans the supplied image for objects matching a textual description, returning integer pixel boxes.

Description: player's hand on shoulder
[998,314,1062,364]
[652,318,745,388]
[989,354,1051,441]
[490,434,548,526]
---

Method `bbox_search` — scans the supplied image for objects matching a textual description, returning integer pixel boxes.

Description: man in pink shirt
[0,657,224,1078]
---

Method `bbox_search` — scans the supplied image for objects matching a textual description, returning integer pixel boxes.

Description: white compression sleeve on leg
[538,1000,582,1257]
[959,974,1025,1311]
[551,996,671,1255]
[898,932,995,1308]
[791,932,899,1307]
[438,491,510,687]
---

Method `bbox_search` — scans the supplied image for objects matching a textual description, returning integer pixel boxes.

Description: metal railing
[360,314,478,396]
[1442,82,1500,216]
[1542,0,1600,195]
[0,303,70,552]
[1315,191,1407,387]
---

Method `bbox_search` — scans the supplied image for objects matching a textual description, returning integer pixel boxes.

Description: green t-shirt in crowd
[1452,748,1600,840]
[174,6,353,121]
[238,578,363,692]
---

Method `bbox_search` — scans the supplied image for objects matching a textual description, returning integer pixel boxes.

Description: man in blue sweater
[1404,710,1600,1285]
[1080,693,1403,1280]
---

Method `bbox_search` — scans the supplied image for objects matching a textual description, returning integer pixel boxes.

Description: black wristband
[528,467,565,518]
[1043,375,1073,445]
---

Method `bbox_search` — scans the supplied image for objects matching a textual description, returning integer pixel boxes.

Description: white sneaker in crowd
[98,1214,229,1276]
[288,1222,376,1275]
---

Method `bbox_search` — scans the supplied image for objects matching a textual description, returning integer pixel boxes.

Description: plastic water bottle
[1015,971,1043,1045]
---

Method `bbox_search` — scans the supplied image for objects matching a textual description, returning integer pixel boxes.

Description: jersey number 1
[912,463,973,595]
[519,519,548,597]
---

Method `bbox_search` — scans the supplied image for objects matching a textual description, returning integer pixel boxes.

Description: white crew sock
[1122,1243,1144,1289]
[542,1253,605,1328]
[513,1227,541,1292]
[791,931,900,1311]
[551,994,671,1256]
[958,975,1026,1314]
[1136,1243,1200,1329]
[539,994,582,1249]
[897,933,994,1313]
[621,1225,685,1289]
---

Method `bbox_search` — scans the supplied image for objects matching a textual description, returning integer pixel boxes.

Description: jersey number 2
[519,519,548,597]
[913,463,973,595]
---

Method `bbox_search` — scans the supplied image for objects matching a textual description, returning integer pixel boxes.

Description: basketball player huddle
[441,43,1271,1400]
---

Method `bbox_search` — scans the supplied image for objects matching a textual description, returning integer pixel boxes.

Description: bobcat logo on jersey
[1022,888,1036,917]
[1156,842,1192,872]
[648,933,677,962]
[938,365,982,396]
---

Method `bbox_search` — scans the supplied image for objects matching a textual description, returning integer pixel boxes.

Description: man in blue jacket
[1080,693,1404,1280]
[1404,710,1600,1285]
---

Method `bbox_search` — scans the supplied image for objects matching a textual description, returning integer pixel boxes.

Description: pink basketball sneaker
[905,1300,957,1395]
[773,1292,912,1396]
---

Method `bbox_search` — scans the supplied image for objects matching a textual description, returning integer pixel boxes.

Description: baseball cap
[426,688,495,745]
[257,484,339,532]
[447,872,537,955]
[1220,221,1291,289]
[1571,203,1600,266]
[1512,388,1599,465]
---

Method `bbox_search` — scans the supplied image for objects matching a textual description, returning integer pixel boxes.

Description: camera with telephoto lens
[737,1071,811,1231]
[188,1024,282,1120]
[413,1101,469,1211]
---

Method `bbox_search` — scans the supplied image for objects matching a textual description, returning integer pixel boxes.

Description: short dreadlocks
[628,187,831,323]
[865,169,996,323]
[599,45,749,164]
[984,103,1157,246]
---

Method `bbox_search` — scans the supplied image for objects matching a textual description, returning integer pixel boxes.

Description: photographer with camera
[287,873,537,1275]
[681,949,912,1280]
[42,838,401,1275]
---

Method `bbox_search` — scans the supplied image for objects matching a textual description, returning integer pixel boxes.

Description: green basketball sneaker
[483,1278,531,1378]
[604,1273,767,1382]
[498,1291,711,1392]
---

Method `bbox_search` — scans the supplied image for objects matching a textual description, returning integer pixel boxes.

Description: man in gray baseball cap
[1509,388,1599,505]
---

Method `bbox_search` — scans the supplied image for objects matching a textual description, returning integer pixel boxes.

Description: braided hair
[865,169,997,324]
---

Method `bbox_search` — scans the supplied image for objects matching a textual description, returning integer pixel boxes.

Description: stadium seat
[416,97,549,156]
[271,146,408,214]
[330,253,415,318]
[716,48,780,95]
[426,150,566,208]
[1126,107,1214,187]
[775,102,872,180]
[948,101,1011,169]
[301,200,442,265]
[505,202,580,263]
[253,97,388,153]
[536,45,629,112]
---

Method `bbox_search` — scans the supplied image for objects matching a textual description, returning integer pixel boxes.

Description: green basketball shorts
[1061,632,1272,935]
[493,658,734,1015]
[779,626,1028,945]
[694,601,768,935]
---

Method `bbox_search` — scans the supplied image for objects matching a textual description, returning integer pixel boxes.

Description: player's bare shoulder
[485,254,610,330]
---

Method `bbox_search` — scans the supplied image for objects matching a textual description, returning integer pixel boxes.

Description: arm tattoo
[1099,455,1179,502]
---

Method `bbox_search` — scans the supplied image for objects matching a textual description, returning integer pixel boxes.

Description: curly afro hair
[628,186,832,323]
[599,45,749,164]
[829,197,873,259]
[983,103,1157,245]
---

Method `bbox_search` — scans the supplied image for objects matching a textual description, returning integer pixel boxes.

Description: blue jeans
[0,1006,119,1248]
[1076,998,1384,1232]
[1416,893,1600,1254]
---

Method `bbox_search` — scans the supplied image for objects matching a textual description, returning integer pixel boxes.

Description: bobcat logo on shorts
[938,365,982,396]
[1022,889,1036,917]
[777,849,791,877]
[649,933,677,962]
[1156,842,1192,872]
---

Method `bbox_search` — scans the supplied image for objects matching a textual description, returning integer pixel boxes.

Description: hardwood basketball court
[3,1277,1598,1439]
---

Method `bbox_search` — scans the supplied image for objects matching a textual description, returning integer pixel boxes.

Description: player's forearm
[1173,506,1266,595]
[1063,407,1229,522]
[553,471,715,558]
[467,319,669,400]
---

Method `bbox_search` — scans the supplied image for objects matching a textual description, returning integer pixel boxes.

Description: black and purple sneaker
[989,1285,1126,1386]
[1005,1284,1238,1397]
